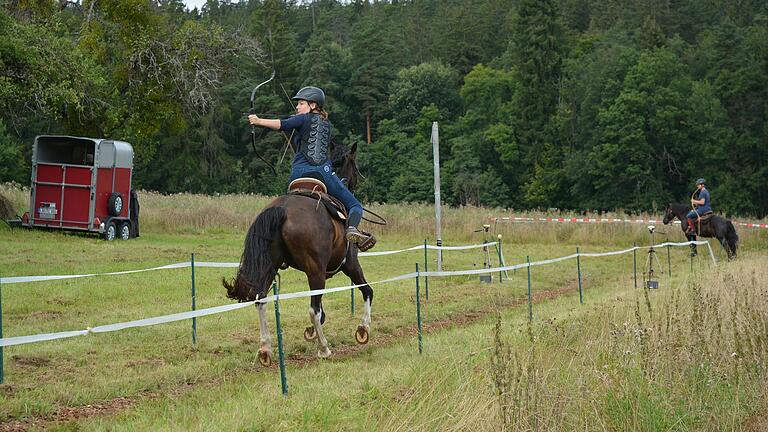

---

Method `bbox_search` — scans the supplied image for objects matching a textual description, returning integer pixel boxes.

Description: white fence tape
[0,240,714,348]
[0,242,496,285]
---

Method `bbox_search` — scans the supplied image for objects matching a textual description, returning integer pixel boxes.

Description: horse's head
[332,142,360,193]
[662,203,675,225]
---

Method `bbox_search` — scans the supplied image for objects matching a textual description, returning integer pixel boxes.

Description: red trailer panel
[24,135,138,240]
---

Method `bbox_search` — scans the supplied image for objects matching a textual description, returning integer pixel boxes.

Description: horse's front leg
[687,234,698,257]
[257,303,273,366]
[308,274,332,358]
[720,237,733,260]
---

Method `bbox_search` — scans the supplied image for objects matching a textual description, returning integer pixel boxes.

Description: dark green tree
[508,0,565,207]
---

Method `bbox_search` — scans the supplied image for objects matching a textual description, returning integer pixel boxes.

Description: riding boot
[345,211,367,244]
[686,218,695,235]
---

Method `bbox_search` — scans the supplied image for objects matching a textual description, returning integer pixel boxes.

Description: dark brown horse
[662,202,738,260]
[223,143,372,364]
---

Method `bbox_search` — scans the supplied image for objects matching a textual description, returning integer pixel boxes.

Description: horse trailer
[20,135,140,241]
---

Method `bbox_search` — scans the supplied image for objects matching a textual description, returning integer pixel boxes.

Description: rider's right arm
[278,114,307,132]
[248,115,281,130]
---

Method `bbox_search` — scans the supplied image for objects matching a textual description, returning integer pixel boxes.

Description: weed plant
[490,256,768,431]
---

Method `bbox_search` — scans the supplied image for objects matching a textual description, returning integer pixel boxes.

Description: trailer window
[36,137,96,166]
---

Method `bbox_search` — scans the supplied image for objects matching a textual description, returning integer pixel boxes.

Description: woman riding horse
[248,86,371,244]
[224,87,375,363]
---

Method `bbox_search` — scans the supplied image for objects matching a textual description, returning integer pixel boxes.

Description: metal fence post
[667,244,672,278]
[415,263,423,354]
[350,285,355,316]
[633,242,637,289]
[191,253,196,346]
[273,279,288,395]
[424,239,429,300]
[496,237,504,283]
[527,256,532,322]
[576,247,583,305]
[0,273,4,384]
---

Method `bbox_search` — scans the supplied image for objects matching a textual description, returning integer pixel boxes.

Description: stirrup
[346,227,367,243]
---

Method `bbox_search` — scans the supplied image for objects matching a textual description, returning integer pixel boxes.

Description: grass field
[1,184,767,431]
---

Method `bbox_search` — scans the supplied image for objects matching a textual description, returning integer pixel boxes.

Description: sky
[183,0,208,10]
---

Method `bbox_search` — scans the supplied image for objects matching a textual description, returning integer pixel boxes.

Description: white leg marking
[312,307,331,358]
[360,298,371,329]
[258,303,272,353]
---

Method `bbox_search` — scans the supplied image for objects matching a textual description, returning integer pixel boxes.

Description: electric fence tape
[0,240,712,348]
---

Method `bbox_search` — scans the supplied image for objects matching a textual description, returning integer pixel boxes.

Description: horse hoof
[304,326,317,341]
[317,348,331,358]
[258,350,272,367]
[355,325,369,345]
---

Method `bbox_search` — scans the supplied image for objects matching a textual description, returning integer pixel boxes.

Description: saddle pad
[698,212,714,221]
[288,177,327,194]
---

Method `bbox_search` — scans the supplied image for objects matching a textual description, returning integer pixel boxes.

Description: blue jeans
[686,209,700,220]
[290,162,363,224]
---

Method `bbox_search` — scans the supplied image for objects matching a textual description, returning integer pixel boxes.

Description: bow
[249,70,277,174]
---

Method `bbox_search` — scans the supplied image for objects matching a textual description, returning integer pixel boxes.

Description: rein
[362,207,387,225]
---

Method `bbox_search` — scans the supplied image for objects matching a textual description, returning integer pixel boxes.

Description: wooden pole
[432,122,443,271]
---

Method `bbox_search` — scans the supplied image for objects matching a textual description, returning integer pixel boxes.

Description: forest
[1,0,766,217]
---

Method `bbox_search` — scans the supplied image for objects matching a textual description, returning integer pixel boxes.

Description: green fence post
[424,239,429,301]
[191,253,197,346]
[633,242,637,289]
[415,263,423,354]
[273,279,288,395]
[496,237,504,283]
[1,273,4,384]
[576,247,583,305]
[527,256,532,322]
[667,244,672,279]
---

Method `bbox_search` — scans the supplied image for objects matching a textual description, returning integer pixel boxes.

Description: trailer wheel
[103,222,117,241]
[119,221,131,240]
[108,193,123,216]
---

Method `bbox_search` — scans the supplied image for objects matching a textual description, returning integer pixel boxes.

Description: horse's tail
[726,220,739,257]
[223,206,286,302]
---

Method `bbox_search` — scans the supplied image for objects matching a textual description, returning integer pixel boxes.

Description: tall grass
[4,183,764,249]
[489,256,768,430]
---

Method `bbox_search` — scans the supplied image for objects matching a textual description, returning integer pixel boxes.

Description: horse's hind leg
[307,273,332,358]
[342,260,373,345]
[257,303,273,366]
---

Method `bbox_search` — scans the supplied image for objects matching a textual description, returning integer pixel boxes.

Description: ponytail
[313,107,329,120]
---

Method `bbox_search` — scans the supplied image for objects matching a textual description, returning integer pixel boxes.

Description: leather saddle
[288,173,347,222]
[287,173,376,252]
[696,211,714,222]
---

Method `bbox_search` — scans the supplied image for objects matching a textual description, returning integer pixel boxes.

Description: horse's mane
[669,202,689,214]
[330,138,349,168]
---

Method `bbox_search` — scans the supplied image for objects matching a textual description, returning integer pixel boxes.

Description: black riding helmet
[292,86,325,108]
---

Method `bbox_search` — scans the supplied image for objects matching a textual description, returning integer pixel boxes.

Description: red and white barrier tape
[492,216,767,229]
